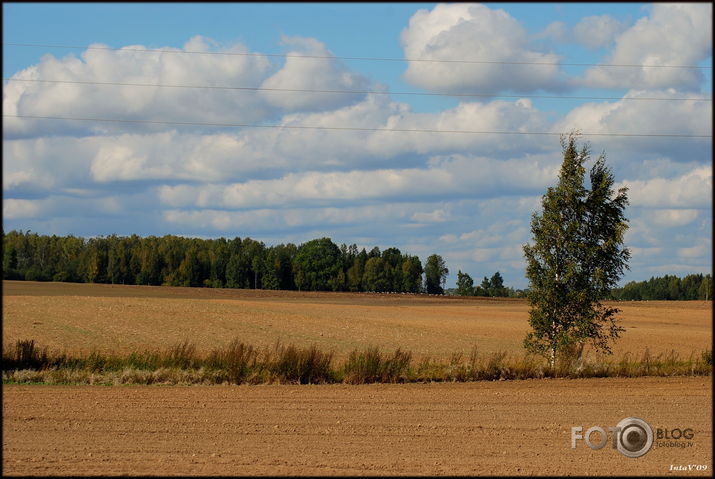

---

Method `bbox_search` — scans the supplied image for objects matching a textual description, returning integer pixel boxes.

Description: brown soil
[3,377,711,476]
[3,281,711,361]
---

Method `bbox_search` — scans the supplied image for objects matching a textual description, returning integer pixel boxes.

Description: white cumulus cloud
[259,36,371,112]
[400,3,565,94]
[581,3,712,90]
[620,166,712,209]
[3,36,276,138]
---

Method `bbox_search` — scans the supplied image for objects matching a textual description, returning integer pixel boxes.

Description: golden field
[2,280,711,360]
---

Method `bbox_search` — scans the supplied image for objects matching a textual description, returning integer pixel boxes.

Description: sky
[2,2,712,289]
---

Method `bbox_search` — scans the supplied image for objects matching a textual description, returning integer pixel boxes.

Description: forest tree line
[2,230,710,300]
[450,270,525,298]
[2,230,451,294]
[610,274,712,301]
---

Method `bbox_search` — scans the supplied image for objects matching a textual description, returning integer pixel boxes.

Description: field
[2,280,711,360]
[3,280,713,476]
[4,379,712,476]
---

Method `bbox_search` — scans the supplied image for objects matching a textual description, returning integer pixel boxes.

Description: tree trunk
[551,270,559,369]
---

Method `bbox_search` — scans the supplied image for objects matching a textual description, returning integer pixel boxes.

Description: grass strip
[3,339,711,386]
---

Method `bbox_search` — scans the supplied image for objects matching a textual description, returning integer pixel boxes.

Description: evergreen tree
[489,272,506,297]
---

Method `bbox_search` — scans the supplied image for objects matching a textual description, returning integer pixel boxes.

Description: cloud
[163,202,456,233]
[2,20,711,290]
[641,209,699,229]
[5,93,557,191]
[91,145,149,182]
[620,166,712,209]
[629,246,663,259]
[448,220,528,248]
[3,199,45,219]
[553,89,712,160]
[3,36,276,139]
[3,34,381,141]
[400,3,565,94]
[538,21,568,43]
[538,15,626,49]
[411,208,450,223]
[677,242,711,259]
[2,192,148,221]
[572,15,628,49]
[259,36,371,112]
[157,153,558,210]
[581,4,712,90]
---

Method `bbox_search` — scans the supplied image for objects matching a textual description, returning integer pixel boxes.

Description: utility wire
[5,114,711,139]
[5,42,712,69]
[4,78,712,102]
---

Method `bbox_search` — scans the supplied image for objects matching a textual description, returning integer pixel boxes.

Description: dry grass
[3,338,710,386]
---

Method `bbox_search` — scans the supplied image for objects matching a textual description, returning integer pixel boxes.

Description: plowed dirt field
[3,377,711,476]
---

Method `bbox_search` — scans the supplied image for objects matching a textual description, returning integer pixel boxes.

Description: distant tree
[489,272,506,297]
[176,246,202,287]
[479,276,492,297]
[293,238,341,291]
[81,237,108,283]
[332,268,347,292]
[612,274,714,301]
[699,275,712,301]
[107,235,130,284]
[347,256,365,292]
[225,253,243,289]
[401,256,423,293]
[424,254,448,294]
[456,270,475,296]
[523,134,630,366]
[3,240,19,279]
[263,243,297,290]
[136,237,162,285]
[363,257,388,292]
[1,230,457,296]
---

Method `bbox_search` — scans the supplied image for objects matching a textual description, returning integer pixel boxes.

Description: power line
[5,114,711,139]
[5,42,712,69]
[4,78,712,103]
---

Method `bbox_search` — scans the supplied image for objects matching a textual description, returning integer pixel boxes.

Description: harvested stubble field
[2,280,713,476]
[2,280,711,361]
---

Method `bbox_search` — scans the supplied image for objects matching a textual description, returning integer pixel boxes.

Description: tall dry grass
[2,338,711,386]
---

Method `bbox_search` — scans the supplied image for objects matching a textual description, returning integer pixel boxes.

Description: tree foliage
[424,254,448,294]
[481,272,506,297]
[2,230,428,294]
[454,270,522,297]
[611,274,712,301]
[456,270,475,296]
[523,134,630,365]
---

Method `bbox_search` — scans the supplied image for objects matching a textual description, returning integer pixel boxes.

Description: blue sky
[3,3,712,289]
